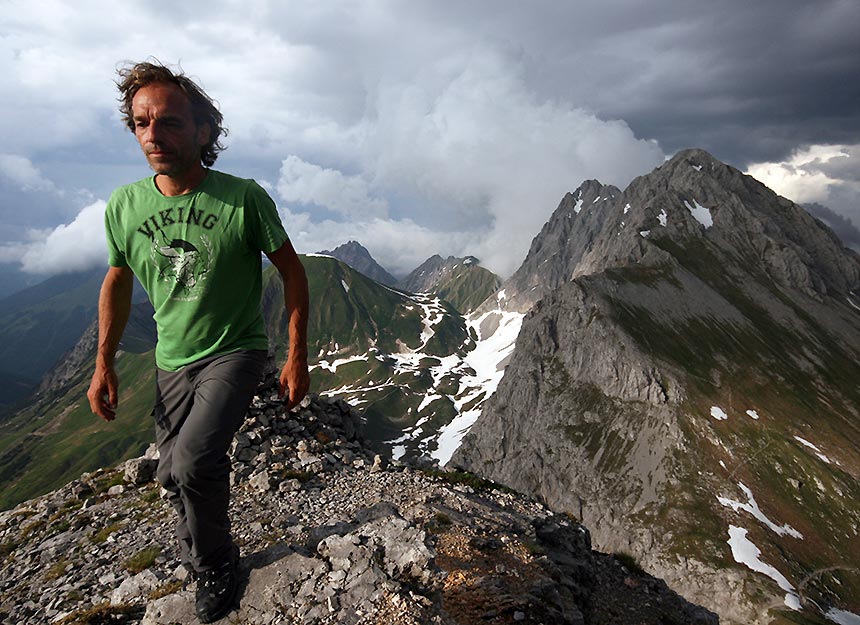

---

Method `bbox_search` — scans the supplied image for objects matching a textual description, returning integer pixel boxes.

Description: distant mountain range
[0,247,505,509]
[319,242,500,315]
[399,254,501,314]
[1,149,858,624]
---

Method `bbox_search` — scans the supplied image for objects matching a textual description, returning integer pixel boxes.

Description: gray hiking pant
[153,349,267,573]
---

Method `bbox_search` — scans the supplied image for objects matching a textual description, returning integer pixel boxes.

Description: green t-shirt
[104,170,288,371]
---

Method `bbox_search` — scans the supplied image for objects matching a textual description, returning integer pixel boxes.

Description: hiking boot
[195,550,239,623]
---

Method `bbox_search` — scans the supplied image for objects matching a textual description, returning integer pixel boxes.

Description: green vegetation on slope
[434,264,501,314]
[1,254,473,508]
[0,349,156,510]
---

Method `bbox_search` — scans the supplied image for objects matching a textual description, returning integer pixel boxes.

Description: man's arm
[265,240,310,409]
[87,266,134,421]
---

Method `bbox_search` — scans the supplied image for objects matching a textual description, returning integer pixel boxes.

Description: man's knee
[171,452,230,492]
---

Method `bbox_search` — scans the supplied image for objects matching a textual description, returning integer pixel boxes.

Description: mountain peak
[318,241,397,286]
[479,147,860,315]
[456,148,860,623]
[399,254,500,314]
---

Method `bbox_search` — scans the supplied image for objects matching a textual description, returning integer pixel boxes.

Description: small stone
[107,485,125,497]
[250,471,272,492]
[370,455,387,473]
[124,457,158,485]
[279,479,302,494]
[110,569,163,605]
[514,611,526,621]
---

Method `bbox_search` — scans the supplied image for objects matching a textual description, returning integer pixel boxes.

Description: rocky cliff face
[319,240,398,286]
[0,372,717,625]
[454,149,860,624]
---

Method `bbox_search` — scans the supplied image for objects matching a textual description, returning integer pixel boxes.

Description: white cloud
[277,155,388,219]
[0,154,56,192]
[746,144,860,226]
[2,1,857,282]
[279,48,665,276]
[5,200,108,275]
[278,206,473,277]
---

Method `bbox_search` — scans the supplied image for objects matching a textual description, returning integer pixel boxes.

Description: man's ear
[197,122,211,147]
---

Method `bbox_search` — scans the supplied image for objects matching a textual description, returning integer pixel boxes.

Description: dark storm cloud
[806,202,860,250]
[803,146,860,183]
[416,0,860,168]
[2,0,859,279]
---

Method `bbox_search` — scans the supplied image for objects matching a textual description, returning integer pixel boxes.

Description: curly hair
[116,60,227,167]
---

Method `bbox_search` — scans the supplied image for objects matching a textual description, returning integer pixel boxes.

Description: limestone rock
[0,382,717,625]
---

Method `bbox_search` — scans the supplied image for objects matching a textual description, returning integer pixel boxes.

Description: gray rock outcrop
[0,374,717,625]
[319,240,398,286]
[454,148,860,624]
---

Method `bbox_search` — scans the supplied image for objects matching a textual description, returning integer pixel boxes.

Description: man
[87,61,309,623]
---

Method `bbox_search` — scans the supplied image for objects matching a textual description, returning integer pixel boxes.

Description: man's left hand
[279,355,310,410]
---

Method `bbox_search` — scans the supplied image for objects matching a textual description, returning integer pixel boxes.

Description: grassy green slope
[264,255,470,453]
[0,349,156,510]
[435,265,501,314]
[0,255,472,509]
[601,237,860,616]
[0,270,104,408]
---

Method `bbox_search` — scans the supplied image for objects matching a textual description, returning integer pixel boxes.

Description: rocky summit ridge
[454,148,860,624]
[318,241,398,287]
[0,368,717,625]
[399,255,501,315]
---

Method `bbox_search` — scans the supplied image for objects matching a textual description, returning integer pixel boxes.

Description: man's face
[131,82,210,178]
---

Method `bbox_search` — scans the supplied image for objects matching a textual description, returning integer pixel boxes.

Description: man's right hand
[88,266,133,423]
[88,364,119,421]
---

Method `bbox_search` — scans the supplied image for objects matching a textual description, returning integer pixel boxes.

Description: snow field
[826,608,860,625]
[432,309,525,464]
[726,525,800,610]
[718,482,802,539]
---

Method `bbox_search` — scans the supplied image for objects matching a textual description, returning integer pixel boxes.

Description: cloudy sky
[1,0,859,292]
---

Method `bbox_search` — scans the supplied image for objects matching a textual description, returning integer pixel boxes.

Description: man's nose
[143,121,164,144]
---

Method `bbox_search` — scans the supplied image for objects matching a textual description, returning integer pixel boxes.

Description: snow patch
[692,164,703,171]
[710,406,728,421]
[848,296,860,312]
[657,209,668,227]
[639,230,650,238]
[624,203,631,214]
[341,279,350,293]
[726,525,800,610]
[794,436,833,464]
[313,354,369,373]
[432,309,525,465]
[826,608,860,625]
[746,409,760,420]
[718,483,803,539]
[574,198,584,214]
[684,199,714,228]
[418,393,443,413]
